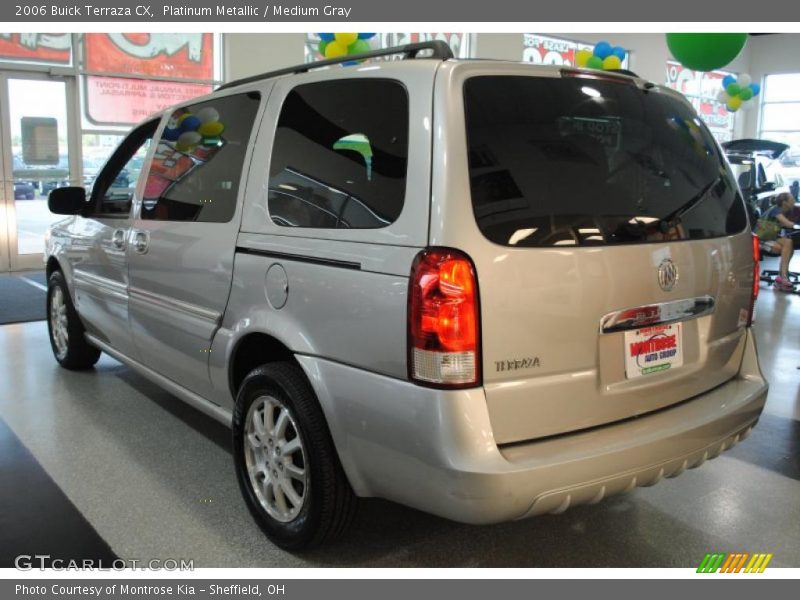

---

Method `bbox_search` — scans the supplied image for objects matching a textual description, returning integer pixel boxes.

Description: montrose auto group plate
[624,322,684,379]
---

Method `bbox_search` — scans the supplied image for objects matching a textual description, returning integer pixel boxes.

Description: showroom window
[79,34,223,191]
[664,61,736,143]
[267,79,409,229]
[141,92,260,223]
[759,73,800,163]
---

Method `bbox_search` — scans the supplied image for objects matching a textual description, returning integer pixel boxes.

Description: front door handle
[111,228,127,250]
[132,230,150,254]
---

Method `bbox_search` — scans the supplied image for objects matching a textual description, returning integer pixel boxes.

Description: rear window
[464,75,747,247]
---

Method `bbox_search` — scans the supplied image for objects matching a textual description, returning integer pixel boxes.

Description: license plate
[624,322,683,379]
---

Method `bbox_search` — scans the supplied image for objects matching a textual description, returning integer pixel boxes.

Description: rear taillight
[408,248,481,387]
[748,233,760,327]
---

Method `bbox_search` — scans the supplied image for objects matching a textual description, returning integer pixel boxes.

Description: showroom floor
[1,263,798,568]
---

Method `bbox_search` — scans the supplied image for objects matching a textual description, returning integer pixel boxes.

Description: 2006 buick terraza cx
[45,42,768,550]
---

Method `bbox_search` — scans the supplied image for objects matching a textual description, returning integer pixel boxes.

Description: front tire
[47,270,101,369]
[233,362,356,550]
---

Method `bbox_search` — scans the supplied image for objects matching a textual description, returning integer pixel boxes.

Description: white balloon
[717,90,730,103]
[196,107,219,124]
[178,131,202,145]
[740,98,753,111]
[738,73,752,88]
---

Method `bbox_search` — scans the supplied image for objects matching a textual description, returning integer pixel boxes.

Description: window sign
[522,34,629,68]
[84,76,213,126]
[665,61,735,143]
[0,33,72,65]
[84,34,214,81]
[304,33,472,63]
[21,117,59,165]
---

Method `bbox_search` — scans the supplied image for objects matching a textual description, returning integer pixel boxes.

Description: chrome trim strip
[600,296,716,334]
[128,286,221,324]
[85,334,232,427]
[235,246,361,270]
[73,269,128,302]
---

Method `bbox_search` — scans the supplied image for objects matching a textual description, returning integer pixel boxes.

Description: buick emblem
[658,259,678,291]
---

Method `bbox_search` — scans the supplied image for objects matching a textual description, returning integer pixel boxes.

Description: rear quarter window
[463,75,748,247]
[267,79,409,229]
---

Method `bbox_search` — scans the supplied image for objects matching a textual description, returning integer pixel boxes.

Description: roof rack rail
[217,41,454,91]
[607,68,640,78]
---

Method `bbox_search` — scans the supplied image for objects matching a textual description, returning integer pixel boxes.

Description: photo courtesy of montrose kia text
[0,0,799,593]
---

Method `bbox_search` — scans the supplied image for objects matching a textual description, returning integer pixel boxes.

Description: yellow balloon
[324,40,348,58]
[175,141,196,153]
[334,32,358,46]
[176,113,193,125]
[198,121,225,137]
[727,96,742,111]
[602,55,622,70]
[575,49,592,68]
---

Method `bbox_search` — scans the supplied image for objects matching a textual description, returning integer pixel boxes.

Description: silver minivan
[45,42,768,550]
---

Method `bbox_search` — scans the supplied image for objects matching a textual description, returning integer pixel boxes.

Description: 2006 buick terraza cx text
[44,42,768,550]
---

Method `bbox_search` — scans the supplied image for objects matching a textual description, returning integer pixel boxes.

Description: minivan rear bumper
[297,328,767,525]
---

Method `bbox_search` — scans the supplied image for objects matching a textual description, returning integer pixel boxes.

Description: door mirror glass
[48,186,87,215]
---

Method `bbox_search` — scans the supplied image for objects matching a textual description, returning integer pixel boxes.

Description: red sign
[85,34,214,81]
[522,34,629,69]
[0,33,71,64]
[85,76,212,126]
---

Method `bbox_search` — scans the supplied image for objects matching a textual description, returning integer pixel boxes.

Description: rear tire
[233,362,356,550]
[47,270,101,370]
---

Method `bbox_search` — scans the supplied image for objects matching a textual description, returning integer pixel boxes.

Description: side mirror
[48,186,87,215]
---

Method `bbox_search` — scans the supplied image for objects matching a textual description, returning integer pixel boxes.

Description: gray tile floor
[0,266,798,567]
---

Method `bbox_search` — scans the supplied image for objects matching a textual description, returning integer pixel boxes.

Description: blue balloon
[318,33,335,41]
[611,46,626,60]
[179,115,201,133]
[594,41,612,59]
[163,127,180,141]
[341,60,360,67]
[722,75,736,87]
[358,32,376,39]
[750,83,761,96]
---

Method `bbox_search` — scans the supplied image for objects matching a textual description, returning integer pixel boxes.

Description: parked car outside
[13,180,36,200]
[44,42,768,550]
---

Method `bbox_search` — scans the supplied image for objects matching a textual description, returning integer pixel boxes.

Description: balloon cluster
[575,41,627,71]
[717,73,761,113]
[317,33,376,61]
[163,107,225,153]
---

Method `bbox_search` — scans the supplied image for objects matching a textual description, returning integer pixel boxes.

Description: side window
[268,79,409,229]
[89,120,157,217]
[141,92,261,222]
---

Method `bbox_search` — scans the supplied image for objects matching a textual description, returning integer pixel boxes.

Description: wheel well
[229,333,296,397]
[46,257,60,279]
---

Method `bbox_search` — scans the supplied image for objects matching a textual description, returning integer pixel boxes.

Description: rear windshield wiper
[659,176,720,232]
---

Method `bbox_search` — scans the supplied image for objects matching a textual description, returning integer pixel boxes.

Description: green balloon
[739,87,753,101]
[726,82,741,96]
[666,33,747,72]
[318,40,328,56]
[348,39,371,55]
[586,55,604,70]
